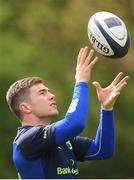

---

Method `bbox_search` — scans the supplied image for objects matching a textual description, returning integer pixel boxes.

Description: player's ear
[19,102,32,114]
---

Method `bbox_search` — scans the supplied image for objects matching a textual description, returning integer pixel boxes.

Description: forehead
[30,83,49,94]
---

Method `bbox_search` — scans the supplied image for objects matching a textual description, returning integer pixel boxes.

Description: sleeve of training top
[54,82,89,145]
[15,125,56,159]
[71,109,115,161]
[83,109,115,160]
[71,136,92,161]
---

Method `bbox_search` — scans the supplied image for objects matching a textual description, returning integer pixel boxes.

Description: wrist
[101,105,113,111]
[76,80,89,83]
[75,75,90,84]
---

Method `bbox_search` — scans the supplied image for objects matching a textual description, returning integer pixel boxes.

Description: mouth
[50,102,57,107]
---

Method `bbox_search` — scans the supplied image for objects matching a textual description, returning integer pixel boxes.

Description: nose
[49,92,55,100]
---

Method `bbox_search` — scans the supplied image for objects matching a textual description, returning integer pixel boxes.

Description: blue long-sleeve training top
[13,82,115,179]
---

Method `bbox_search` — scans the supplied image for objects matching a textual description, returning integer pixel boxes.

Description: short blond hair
[6,77,43,119]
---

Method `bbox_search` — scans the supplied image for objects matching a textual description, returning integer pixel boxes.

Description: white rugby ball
[87,11,130,58]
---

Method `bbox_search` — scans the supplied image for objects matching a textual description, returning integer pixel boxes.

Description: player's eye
[39,91,46,95]
[40,92,45,95]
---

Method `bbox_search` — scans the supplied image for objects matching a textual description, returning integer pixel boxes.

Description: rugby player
[6,47,129,179]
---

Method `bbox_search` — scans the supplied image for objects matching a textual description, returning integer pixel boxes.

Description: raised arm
[54,47,98,145]
[84,72,129,160]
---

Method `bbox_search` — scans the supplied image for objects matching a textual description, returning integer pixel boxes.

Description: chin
[53,110,59,116]
[40,109,59,119]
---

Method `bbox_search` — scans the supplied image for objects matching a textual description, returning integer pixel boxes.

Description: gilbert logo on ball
[87,11,130,58]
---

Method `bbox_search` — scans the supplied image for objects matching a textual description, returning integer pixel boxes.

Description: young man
[6,47,129,179]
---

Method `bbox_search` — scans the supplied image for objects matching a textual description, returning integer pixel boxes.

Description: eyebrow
[38,88,49,93]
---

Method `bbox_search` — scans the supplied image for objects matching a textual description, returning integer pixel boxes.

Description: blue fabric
[71,136,92,161]
[13,125,87,179]
[13,144,45,179]
[54,82,89,145]
[14,125,56,159]
[84,109,115,160]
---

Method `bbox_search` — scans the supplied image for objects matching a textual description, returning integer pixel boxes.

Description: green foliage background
[0,0,134,178]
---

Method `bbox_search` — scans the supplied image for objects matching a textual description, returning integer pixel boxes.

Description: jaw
[38,110,59,121]
[21,109,59,126]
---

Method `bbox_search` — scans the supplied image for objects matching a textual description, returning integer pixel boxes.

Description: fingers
[111,73,129,94]
[85,49,94,65]
[111,72,123,85]
[77,47,98,66]
[116,81,128,93]
[80,47,90,65]
[77,48,83,65]
[88,56,98,69]
[85,49,99,67]
[113,75,129,98]
[116,76,129,90]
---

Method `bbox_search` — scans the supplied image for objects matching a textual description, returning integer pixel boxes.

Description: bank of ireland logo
[67,98,79,113]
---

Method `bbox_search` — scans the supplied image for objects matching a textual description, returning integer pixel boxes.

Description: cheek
[30,98,47,110]
[31,97,47,105]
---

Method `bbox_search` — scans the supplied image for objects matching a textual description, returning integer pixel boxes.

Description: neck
[21,114,52,126]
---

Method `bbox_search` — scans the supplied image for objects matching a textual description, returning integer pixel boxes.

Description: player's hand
[75,47,98,83]
[92,72,129,109]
